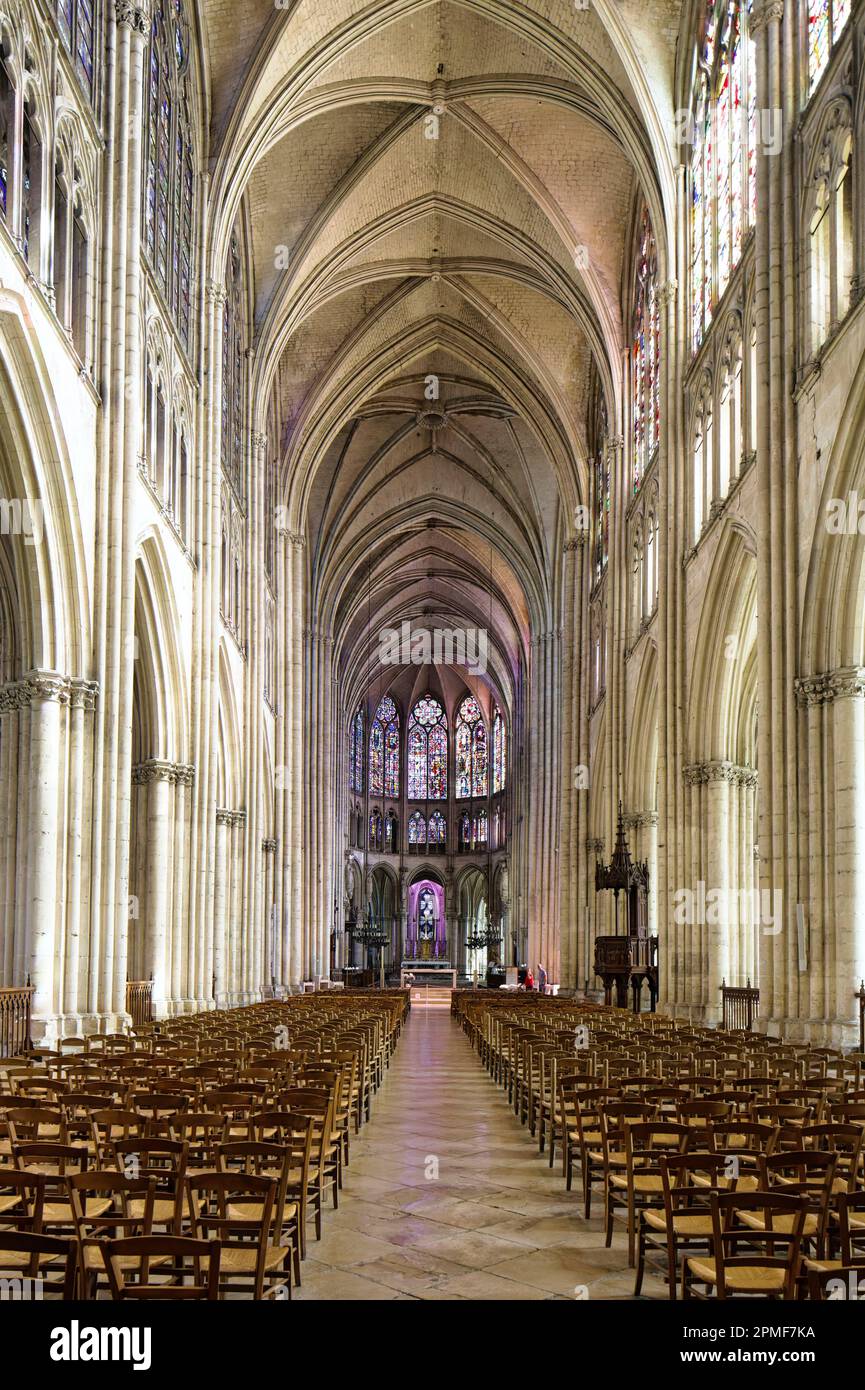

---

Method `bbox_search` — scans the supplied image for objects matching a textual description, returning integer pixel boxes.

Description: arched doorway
[458,866,490,982]
[406,872,446,960]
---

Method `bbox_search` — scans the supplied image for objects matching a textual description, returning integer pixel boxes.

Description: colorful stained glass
[407,725,426,800]
[428,811,446,845]
[408,811,426,846]
[632,204,659,489]
[144,3,196,343]
[493,707,506,793]
[691,2,755,354]
[459,811,471,848]
[809,0,830,87]
[747,28,756,224]
[456,721,471,799]
[369,811,382,850]
[369,721,384,796]
[370,696,399,798]
[429,725,447,800]
[474,809,488,846]
[349,707,364,793]
[473,722,488,797]
[455,696,486,799]
[407,697,447,800]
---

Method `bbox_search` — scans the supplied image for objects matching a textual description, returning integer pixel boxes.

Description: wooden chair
[187,1171,291,1299]
[738,1150,837,1262]
[606,1121,692,1266]
[682,1191,808,1299]
[67,1171,157,1298]
[248,1111,314,1261]
[99,1235,221,1300]
[635,1150,730,1299]
[112,1138,188,1234]
[0,1230,77,1298]
[216,1139,301,1287]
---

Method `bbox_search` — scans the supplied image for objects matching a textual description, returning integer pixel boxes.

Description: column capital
[251,432,268,453]
[205,279,227,309]
[585,837,605,854]
[69,678,100,710]
[261,838,278,853]
[2,671,74,707]
[796,666,865,705]
[658,280,678,307]
[564,533,587,552]
[132,759,195,785]
[217,807,246,828]
[114,0,151,34]
[750,0,784,34]
[684,760,758,787]
[288,533,306,548]
[622,810,659,829]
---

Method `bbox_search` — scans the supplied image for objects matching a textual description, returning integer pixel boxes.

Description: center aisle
[296,1006,663,1300]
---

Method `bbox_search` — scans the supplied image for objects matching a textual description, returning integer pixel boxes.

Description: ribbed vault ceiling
[199,0,682,711]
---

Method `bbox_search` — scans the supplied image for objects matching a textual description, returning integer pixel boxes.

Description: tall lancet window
[690,0,757,353]
[222,234,245,496]
[455,696,487,799]
[407,697,448,800]
[369,695,400,799]
[145,0,195,349]
[56,1,96,98]
[808,0,850,92]
[631,203,660,491]
[349,706,364,793]
[589,377,610,582]
[492,706,507,794]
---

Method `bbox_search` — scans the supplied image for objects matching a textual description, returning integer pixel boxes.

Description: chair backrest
[67,1170,157,1241]
[187,1171,277,1297]
[0,1230,77,1295]
[100,1235,221,1300]
[705,1190,808,1298]
[7,1107,68,1143]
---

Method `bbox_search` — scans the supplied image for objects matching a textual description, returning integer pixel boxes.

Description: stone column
[0,683,23,985]
[797,669,865,1044]
[25,673,69,1037]
[262,839,277,991]
[214,809,232,1006]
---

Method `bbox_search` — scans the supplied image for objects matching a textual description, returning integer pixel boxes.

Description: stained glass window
[222,235,246,495]
[0,57,9,220]
[369,696,400,799]
[407,697,448,800]
[493,707,507,794]
[408,810,426,847]
[56,2,95,97]
[455,696,487,798]
[808,0,850,90]
[473,810,488,846]
[459,811,471,849]
[428,811,446,846]
[145,2,196,349]
[349,707,364,793]
[369,811,382,852]
[632,204,660,490]
[690,1,756,354]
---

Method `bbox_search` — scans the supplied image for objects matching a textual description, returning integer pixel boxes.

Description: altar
[400,963,457,989]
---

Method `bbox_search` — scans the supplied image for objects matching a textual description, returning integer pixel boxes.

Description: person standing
[537,962,548,995]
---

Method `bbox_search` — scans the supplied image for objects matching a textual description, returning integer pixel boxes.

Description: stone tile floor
[295,1007,665,1300]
